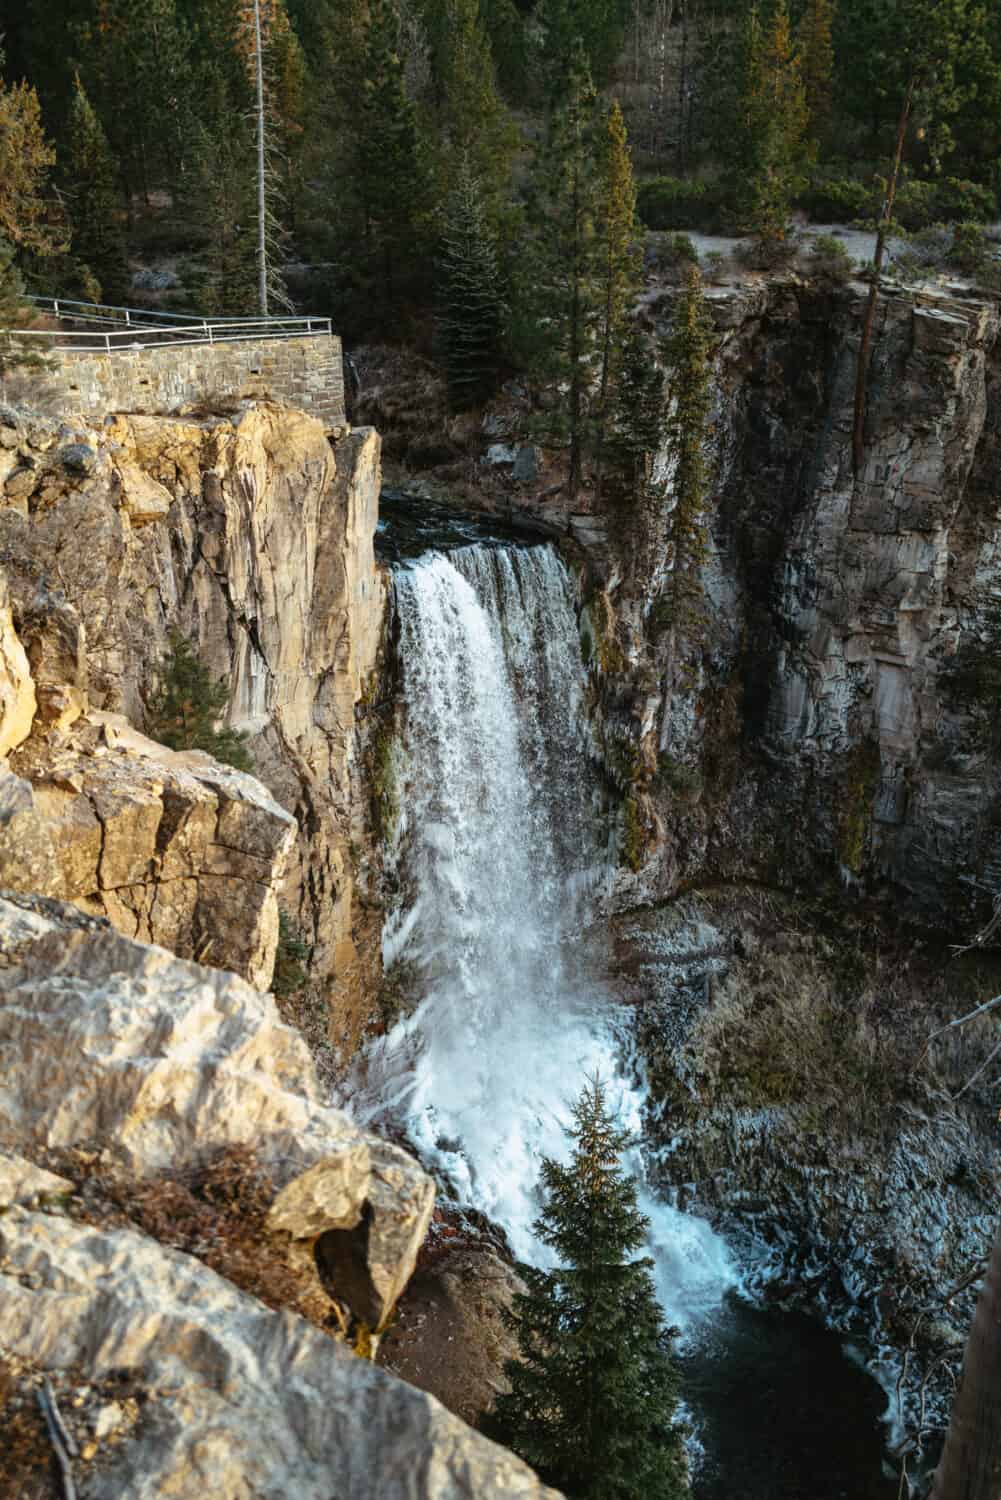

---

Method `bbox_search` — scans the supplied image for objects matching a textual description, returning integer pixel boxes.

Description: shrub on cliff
[146,631,253,773]
[485,1076,685,1500]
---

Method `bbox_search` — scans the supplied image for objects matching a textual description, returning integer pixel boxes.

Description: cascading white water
[348,541,736,1330]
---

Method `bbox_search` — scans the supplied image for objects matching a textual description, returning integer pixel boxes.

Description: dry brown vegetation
[0,1360,52,1500]
[685,932,1001,1136]
[51,1143,336,1334]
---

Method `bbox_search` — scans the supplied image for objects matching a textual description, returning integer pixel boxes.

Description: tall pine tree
[738,0,811,246]
[486,1076,685,1500]
[659,265,714,751]
[519,43,602,504]
[609,323,667,515]
[798,0,836,144]
[357,0,429,315]
[64,77,128,305]
[436,156,504,409]
[0,66,62,258]
[593,99,640,502]
[420,0,517,223]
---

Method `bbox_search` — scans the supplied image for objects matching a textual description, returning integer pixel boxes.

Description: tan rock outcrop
[0,567,35,755]
[0,1204,559,1500]
[0,892,432,1329]
[0,402,386,1004]
[10,711,297,987]
[0,1151,71,1208]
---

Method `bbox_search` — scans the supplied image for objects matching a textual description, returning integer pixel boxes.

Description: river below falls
[352,496,901,1498]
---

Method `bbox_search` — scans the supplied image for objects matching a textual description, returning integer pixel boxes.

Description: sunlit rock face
[0,1197,560,1500]
[0,403,386,991]
[0,891,434,1332]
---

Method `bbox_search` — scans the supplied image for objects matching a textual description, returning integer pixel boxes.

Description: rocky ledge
[0,892,557,1497]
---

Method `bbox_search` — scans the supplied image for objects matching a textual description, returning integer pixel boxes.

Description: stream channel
[346,493,897,1499]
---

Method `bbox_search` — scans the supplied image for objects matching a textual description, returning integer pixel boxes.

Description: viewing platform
[4,297,345,432]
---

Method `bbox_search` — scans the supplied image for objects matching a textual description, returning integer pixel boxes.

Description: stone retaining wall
[42,335,345,430]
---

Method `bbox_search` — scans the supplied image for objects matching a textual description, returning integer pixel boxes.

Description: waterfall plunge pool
[349,494,898,1500]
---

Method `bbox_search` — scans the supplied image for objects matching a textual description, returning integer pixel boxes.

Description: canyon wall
[0,400,386,1009]
[567,276,1001,931]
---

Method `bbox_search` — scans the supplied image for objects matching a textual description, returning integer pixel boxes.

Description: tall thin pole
[254,0,268,317]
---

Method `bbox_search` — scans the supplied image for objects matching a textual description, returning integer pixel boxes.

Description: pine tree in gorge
[421,0,517,223]
[609,323,666,514]
[76,0,192,204]
[436,157,504,410]
[64,77,128,306]
[186,66,259,316]
[485,1076,685,1500]
[797,0,835,144]
[521,41,602,504]
[593,99,641,502]
[659,264,714,751]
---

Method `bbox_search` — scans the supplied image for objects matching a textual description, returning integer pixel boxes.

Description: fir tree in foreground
[147,632,253,773]
[486,1077,685,1500]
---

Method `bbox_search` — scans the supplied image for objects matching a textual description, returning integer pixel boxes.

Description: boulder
[10,712,297,987]
[0,1204,560,1499]
[0,770,62,897]
[0,894,433,1328]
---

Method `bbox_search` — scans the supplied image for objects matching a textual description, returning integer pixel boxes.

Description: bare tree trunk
[253,0,268,317]
[852,77,914,476]
[931,1222,1001,1500]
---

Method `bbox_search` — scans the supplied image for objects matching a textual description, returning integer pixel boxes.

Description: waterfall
[347,541,736,1329]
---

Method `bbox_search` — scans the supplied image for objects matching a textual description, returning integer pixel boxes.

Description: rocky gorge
[353,262,1001,1487]
[0,258,999,1497]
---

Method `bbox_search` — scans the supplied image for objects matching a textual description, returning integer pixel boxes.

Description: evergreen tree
[436,157,504,409]
[420,0,518,225]
[537,0,633,91]
[738,0,811,245]
[146,632,253,773]
[486,1077,685,1500]
[64,77,128,305]
[798,0,836,143]
[186,68,259,316]
[76,0,193,204]
[478,0,529,99]
[0,69,62,257]
[593,99,640,501]
[357,0,429,314]
[519,43,602,503]
[609,323,667,514]
[659,265,714,750]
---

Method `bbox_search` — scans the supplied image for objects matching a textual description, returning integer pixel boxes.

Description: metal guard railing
[11,297,333,353]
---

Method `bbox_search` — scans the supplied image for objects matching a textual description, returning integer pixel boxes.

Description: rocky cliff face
[602,278,1001,927]
[0,401,385,998]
